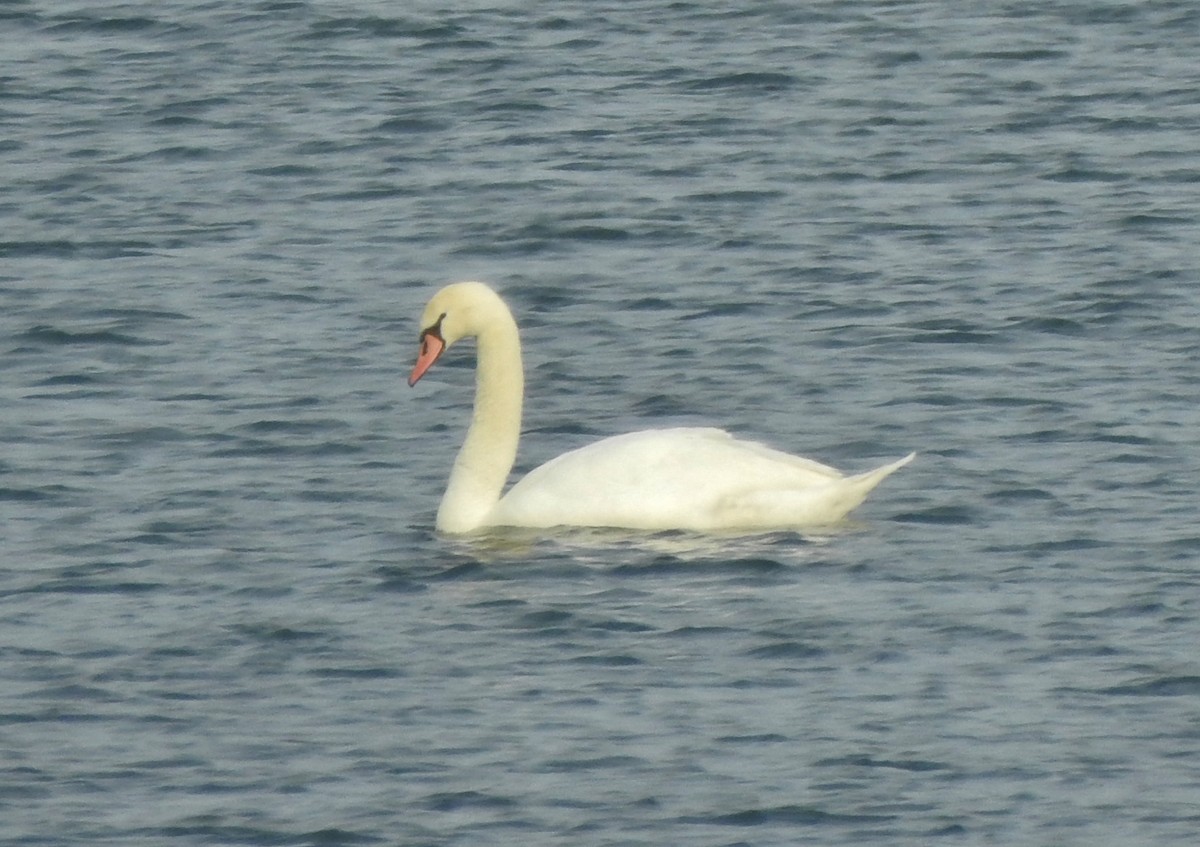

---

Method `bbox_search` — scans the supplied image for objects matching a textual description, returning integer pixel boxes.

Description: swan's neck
[437,314,523,533]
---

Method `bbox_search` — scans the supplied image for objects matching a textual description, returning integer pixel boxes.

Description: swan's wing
[692,429,846,479]
[518,427,842,488]
[491,428,899,530]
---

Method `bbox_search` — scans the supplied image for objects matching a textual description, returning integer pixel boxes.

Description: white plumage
[409,282,912,533]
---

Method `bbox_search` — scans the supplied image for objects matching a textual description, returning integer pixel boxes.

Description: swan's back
[491,427,912,531]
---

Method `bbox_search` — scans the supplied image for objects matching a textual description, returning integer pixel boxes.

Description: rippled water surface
[3,2,1200,845]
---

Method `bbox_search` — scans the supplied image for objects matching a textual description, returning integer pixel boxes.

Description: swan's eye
[420,312,448,346]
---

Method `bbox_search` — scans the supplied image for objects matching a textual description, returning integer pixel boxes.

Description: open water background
[3,1,1200,845]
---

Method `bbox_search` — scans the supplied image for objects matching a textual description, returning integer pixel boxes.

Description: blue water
[3,2,1200,845]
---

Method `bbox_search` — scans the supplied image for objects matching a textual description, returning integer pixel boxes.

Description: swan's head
[408,281,508,387]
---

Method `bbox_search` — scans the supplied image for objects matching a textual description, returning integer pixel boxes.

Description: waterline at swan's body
[409,281,913,534]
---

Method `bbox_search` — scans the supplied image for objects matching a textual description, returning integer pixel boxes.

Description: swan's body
[409,282,912,534]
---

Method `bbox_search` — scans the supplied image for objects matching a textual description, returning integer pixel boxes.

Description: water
[3,2,1199,844]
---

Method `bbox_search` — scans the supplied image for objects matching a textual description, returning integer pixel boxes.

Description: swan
[408,281,913,533]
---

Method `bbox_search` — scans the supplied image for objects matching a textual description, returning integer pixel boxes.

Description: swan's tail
[823,452,915,521]
[720,452,915,528]
[851,452,916,485]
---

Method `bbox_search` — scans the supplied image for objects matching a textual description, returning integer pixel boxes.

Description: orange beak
[408,331,445,387]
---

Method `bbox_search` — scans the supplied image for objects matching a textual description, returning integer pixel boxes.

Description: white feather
[410,282,913,533]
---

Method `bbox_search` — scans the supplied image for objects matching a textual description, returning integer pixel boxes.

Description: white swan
[409,281,913,533]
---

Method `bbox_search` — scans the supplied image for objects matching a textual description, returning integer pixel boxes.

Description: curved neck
[436,311,523,533]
